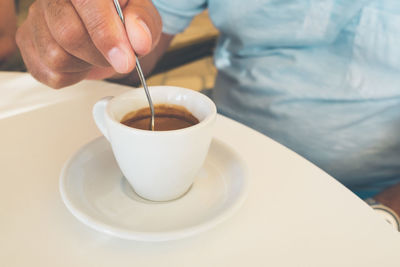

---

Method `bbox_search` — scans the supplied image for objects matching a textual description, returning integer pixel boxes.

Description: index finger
[70,0,135,73]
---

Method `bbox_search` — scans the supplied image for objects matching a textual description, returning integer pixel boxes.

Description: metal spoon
[112,0,155,131]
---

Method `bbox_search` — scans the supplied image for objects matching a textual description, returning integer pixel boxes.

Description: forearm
[364,182,400,231]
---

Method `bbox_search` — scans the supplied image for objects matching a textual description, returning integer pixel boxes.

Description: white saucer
[60,137,248,242]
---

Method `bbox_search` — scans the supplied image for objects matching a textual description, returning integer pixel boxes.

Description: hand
[16,0,162,88]
[0,0,17,63]
[374,182,400,217]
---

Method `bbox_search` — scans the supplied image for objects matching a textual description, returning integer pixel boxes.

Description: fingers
[16,2,90,88]
[70,0,136,73]
[17,28,89,89]
[86,66,116,80]
[42,0,110,67]
[16,0,162,89]
[31,2,92,73]
[124,0,162,55]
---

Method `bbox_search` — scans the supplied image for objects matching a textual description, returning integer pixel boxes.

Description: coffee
[121,104,200,131]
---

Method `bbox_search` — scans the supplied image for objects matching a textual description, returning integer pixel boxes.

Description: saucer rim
[59,136,248,242]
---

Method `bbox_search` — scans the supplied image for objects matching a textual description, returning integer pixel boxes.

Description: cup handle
[93,96,113,141]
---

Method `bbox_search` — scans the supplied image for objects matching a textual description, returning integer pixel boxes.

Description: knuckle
[43,43,70,72]
[28,69,45,85]
[46,72,67,89]
[87,16,113,43]
[28,67,63,89]
[71,0,90,8]
[46,0,66,18]
[71,0,121,50]
[53,22,86,51]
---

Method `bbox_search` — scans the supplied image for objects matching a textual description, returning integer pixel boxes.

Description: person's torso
[207,0,400,193]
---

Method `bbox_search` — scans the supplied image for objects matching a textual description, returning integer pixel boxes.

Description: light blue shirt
[153,0,400,196]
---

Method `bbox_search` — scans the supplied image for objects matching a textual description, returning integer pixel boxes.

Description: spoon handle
[112,0,155,131]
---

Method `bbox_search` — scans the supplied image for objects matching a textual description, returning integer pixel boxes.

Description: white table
[1,72,399,267]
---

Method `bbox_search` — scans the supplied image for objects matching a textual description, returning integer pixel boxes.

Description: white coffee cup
[93,86,217,201]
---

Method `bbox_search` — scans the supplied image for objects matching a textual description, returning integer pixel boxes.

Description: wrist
[365,198,400,231]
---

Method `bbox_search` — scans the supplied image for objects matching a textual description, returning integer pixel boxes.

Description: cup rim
[105,86,217,135]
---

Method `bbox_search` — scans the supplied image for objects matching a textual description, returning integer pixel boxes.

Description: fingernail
[137,19,152,41]
[107,46,130,73]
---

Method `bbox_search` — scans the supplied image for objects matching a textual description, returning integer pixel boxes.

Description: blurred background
[147,11,218,92]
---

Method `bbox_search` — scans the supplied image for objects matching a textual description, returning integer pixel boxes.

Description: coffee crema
[121,104,200,131]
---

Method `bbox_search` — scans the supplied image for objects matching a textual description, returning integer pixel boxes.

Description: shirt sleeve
[152,0,208,35]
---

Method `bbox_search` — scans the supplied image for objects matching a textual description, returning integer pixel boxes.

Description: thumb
[123,0,162,56]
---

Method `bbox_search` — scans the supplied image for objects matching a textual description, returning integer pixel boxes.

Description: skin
[15,0,400,219]
[374,182,400,217]
[0,0,17,63]
[16,0,173,88]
